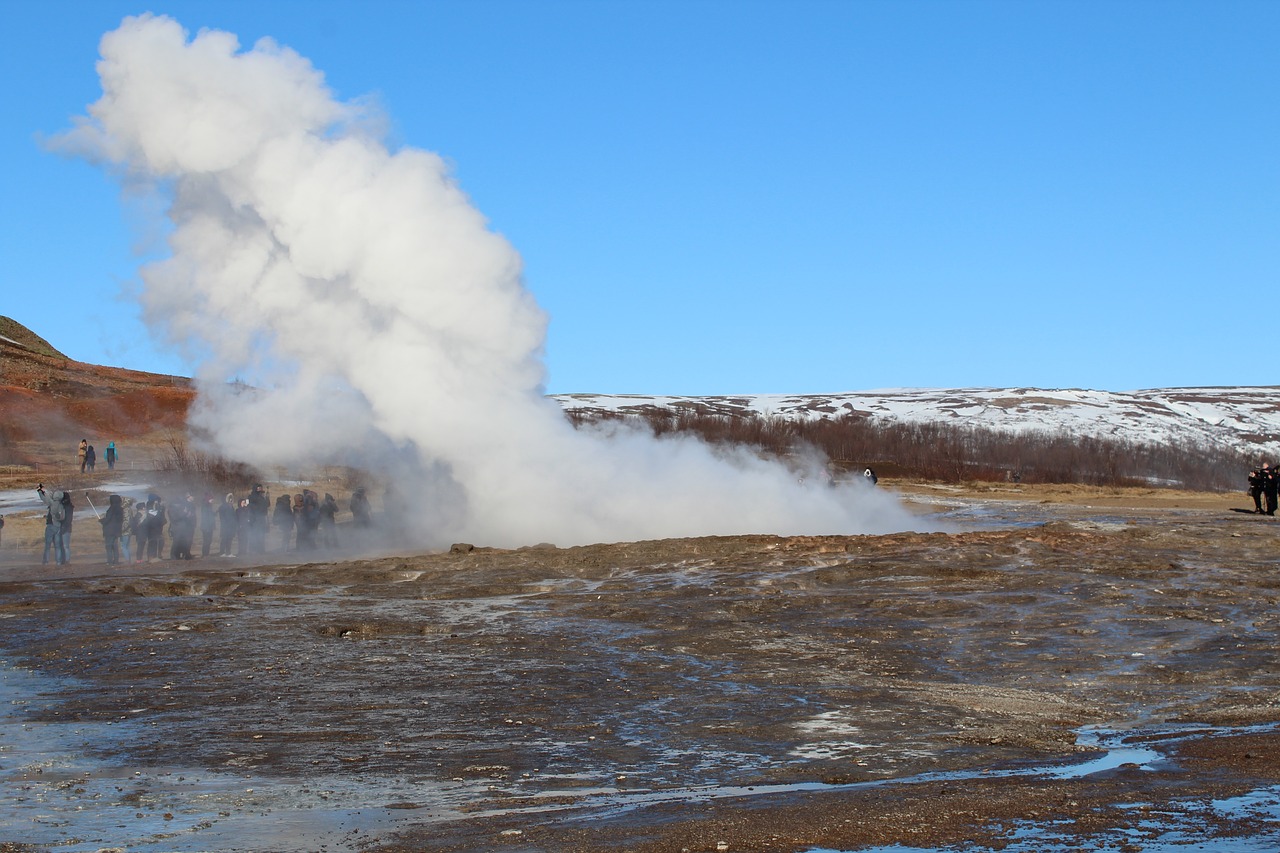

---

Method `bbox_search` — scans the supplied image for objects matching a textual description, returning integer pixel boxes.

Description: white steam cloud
[62,14,929,548]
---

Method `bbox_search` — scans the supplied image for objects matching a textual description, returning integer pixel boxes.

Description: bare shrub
[157,432,259,492]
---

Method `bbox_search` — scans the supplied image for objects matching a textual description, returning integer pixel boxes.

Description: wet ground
[3,492,1280,851]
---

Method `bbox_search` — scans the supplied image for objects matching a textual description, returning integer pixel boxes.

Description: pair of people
[131,496,169,562]
[1248,463,1279,515]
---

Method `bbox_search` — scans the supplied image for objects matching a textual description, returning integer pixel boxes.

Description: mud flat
[2,489,1280,851]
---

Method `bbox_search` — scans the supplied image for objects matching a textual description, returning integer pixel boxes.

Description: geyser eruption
[63,14,927,547]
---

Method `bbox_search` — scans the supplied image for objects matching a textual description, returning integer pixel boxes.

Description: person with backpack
[36,485,68,565]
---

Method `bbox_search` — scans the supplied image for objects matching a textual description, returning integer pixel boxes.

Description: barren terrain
[2,480,1280,852]
[4,319,1280,851]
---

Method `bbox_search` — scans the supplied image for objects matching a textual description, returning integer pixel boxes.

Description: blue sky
[3,0,1276,395]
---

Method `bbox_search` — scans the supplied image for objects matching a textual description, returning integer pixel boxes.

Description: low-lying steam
[60,15,927,547]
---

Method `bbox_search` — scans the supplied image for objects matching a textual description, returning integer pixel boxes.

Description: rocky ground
[2,484,1280,852]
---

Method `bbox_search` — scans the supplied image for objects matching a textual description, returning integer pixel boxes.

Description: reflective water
[6,658,1279,852]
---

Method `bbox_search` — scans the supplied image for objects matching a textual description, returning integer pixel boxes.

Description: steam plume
[61,15,928,548]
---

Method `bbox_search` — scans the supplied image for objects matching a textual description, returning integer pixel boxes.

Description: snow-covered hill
[553,387,1280,460]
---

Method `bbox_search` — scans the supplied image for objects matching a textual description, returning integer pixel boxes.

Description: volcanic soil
[2,482,1280,852]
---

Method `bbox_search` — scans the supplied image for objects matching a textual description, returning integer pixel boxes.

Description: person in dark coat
[350,487,372,527]
[273,494,295,552]
[247,484,269,554]
[85,445,96,473]
[169,494,197,560]
[146,497,167,561]
[296,490,320,550]
[1249,467,1266,513]
[319,493,339,548]
[100,494,125,565]
[217,493,237,556]
[59,492,74,564]
[1265,463,1279,517]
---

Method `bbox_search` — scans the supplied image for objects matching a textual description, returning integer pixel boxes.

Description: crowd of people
[1248,463,1279,516]
[34,482,375,565]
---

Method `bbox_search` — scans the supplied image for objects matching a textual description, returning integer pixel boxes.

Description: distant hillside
[0,316,66,358]
[0,317,193,449]
[553,388,1278,489]
[554,387,1280,462]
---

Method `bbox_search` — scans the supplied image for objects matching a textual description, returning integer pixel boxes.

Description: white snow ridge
[554,386,1280,461]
